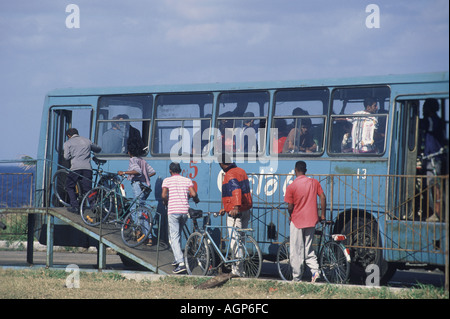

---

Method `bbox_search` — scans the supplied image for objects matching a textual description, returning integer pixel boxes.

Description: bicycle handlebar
[419,147,446,160]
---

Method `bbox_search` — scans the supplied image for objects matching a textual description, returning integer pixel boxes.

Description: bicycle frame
[101,178,141,223]
[185,210,262,277]
[82,175,147,225]
[276,220,351,283]
[203,224,254,266]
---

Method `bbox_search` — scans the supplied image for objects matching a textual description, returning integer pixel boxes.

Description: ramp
[45,208,173,275]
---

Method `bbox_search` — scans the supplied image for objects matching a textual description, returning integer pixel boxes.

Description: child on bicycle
[118,139,156,244]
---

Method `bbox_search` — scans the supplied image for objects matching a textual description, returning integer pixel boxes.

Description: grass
[0,268,447,299]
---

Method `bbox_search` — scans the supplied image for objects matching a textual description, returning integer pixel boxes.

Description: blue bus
[34,72,448,283]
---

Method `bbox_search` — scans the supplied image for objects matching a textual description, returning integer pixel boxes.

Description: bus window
[152,93,213,156]
[215,91,269,157]
[96,95,152,155]
[329,86,390,155]
[271,88,328,154]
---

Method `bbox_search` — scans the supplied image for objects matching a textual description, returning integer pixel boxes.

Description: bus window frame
[215,90,270,158]
[328,86,391,157]
[271,88,329,156]
[95,95,153,156]
[151,92,214,157]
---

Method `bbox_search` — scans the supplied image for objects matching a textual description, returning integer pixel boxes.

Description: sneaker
[311,272,320,283]
[173,263,186,274]
[172,260,179,266]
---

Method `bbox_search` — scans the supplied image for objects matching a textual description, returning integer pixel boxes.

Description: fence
[248,173,448,265]
[0,167,35,240]
[0,165,448,287]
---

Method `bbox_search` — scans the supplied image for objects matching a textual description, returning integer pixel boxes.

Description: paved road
[0,250,445,288]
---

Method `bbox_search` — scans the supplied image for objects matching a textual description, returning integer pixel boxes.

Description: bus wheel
[342,216,388,284]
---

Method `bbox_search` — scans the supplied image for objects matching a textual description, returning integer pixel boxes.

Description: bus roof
[47,71,449,97]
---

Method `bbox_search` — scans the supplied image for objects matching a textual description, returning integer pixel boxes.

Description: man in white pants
[284,161,326,282]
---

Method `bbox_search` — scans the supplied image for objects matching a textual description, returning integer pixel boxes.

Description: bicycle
[184,209,262,278]
[79,174,154,248]
[52,156,115,207]
[277,220,351,284]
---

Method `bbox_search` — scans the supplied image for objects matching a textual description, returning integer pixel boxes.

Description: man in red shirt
[284,161,326,282]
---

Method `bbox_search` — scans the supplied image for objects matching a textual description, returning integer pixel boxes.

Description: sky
[0,0,448,160]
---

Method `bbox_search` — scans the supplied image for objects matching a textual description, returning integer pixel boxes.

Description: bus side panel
[384,220,446,266]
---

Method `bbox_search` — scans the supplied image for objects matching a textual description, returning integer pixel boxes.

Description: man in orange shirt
[284,161,326,282]
[218,155,253,276]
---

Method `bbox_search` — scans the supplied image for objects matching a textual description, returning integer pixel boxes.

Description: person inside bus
[216,111,236,154]
[340,121,353,153]
[272,118,289,153]
[236,112,258,155]
[282,116,317,153]
[349,97,380,153]
[101,116,123,153]
[102,114,145,155]
[419,98,446,222]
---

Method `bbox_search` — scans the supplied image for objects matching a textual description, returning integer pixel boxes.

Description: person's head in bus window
[363,98,378,114]
[243,112,255,127]
[423,98,439,117]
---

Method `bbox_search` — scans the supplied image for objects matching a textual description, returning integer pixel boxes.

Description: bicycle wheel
[121,207,153,248]
[80,187,112,226]
[319,241,350,284]
[52,169,81,207]
[276,239,293,281]
[184,232,210,276]
[232,234,262,278]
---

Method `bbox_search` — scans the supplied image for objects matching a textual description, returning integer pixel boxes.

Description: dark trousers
[66,169,93,208]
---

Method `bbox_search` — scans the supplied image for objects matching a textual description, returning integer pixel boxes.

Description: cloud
[0,0,448,159]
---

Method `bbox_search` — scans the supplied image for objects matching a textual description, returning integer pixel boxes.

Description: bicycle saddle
[188,208,203,219]
[93,156,107,165]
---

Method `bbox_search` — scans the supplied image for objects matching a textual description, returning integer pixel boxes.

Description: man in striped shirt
[161,162,199,274]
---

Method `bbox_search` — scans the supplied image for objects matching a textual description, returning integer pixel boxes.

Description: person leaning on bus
[63,128,102,213]
[218,154,253,277]
[284,161,326,283]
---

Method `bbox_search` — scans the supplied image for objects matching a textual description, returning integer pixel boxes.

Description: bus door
[392,97,448,220]
[48,106,93,171]
[391,99,420,220]
[46,106,93,204]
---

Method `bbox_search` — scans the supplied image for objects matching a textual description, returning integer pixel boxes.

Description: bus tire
[342,216,389,284]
